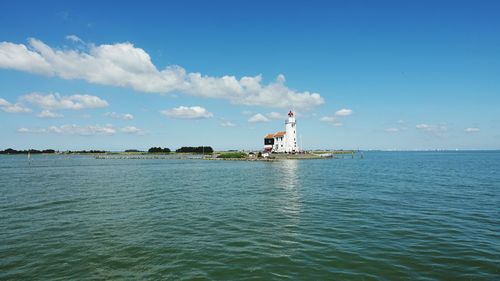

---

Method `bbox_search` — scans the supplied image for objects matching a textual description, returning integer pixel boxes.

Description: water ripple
[1,152,499,280]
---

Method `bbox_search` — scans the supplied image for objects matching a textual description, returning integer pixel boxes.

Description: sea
[0,151,499,280]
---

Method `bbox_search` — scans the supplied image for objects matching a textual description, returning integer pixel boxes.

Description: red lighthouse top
[288,110,294,117]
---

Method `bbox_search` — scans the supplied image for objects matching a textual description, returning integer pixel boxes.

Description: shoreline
[0,150,360,160]
[91,151,356,161]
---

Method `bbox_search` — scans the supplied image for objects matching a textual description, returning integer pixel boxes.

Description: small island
[0,147,357,161]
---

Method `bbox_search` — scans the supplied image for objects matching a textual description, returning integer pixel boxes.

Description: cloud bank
[2,92,107,119]
[21,92,108,110]
[0,38,324,109]
[18,124,116,135]
[18,124,144,136]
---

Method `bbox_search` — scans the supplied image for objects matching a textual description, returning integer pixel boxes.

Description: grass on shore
[217,152,247,159]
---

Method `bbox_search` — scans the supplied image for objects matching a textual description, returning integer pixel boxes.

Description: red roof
[274,131,286,137]
[264,131,286,139]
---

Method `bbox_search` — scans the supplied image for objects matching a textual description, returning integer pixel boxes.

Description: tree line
[175,146,213,153]
[0,149,108,154]
[148,147,171,153]
[0,148,56,154]
[0,146,215,154]
[147,146,214,153]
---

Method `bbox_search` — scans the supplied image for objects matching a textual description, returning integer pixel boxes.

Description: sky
[0,0,499,151]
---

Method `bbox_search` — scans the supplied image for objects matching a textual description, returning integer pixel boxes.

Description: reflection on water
[272,160,302,218]
[278,159,299,190]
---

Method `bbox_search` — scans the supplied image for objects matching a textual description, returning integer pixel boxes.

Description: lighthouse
[284,110,298,153]
[263,110,299,153]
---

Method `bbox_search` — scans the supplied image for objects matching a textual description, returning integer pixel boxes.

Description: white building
[264,110,299,153]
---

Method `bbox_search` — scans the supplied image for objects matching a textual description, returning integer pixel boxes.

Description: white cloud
[319,116,343,126]
[38,109,63,118]
[320,116,336,122]
[18,124,116,135]
[62,124,116,135]
[416,123,448,135]
[123,113,133,120]
[248,113,269,123]
[121,126,144,135]
[1,98,11,107]
[0,98,31,113]
[65,35,83,43]
[0,41,53,75]
[0,103,31,113]
[21,92,108,110]
[465,127,480,133]
[160,106,213,119]
[221,120,236,127]
[385,120,408,132]
[0,38,324,109]
[385,127,399,132]
[2,93,106,115]
[416,124,433,131]
[247,111,285,121]
[18,124,145,136]
[267,112,285,120]
[335,108,353,116]
[105,112,134,120]
[320,108,352,126]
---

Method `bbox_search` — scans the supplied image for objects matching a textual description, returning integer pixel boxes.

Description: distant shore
[89,150,359,161]
[0,149,359,161]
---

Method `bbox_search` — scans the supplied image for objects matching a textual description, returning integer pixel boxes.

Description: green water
[0,152,499,280]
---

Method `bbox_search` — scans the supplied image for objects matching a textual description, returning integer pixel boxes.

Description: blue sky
[0,0,499,150]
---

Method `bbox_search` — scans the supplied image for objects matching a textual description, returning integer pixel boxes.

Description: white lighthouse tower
[263,110,300,153]
[284,110,298,153]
